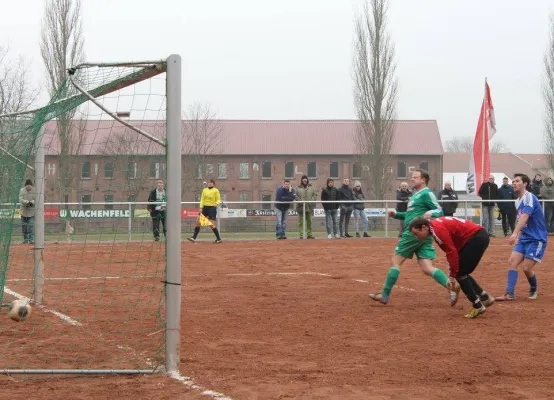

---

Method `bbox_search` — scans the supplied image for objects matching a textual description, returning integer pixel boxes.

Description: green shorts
[394,230,436,260]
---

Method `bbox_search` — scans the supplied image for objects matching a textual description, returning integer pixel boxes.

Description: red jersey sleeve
[431,223,460,278]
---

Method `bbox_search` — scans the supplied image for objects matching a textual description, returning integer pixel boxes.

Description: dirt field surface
[2,237,554,399]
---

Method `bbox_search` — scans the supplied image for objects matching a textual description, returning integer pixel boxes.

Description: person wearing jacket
[274,179,296,240]
[295,175,317,239]
[338,178,355,237]
[498,177,516,236]
[396,182,411,237]
[530,174,543,197]
[438,181,458,217]
[147,180,167,241]
[540,177,554,233]
[19,179,37,244]
[352,181,370,237]
[187,178,222,243]
[321,178,340,239]
[478,175,499,236]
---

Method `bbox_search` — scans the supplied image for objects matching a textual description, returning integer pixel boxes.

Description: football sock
[212,227,221,240]
[192,227,200,239]
[382,266,400,298]
[527,273,537,293]
[431,268,449,287]
[458,275,479,303]
[468,276,485,297]
[506,269,518,296]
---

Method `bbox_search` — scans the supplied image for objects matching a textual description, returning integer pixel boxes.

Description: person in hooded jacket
[438,181,458,217]
[498,176,516,236]
[338,177,355,237]
[295,175,317,239]
[352,180,370,237]
[321,178,340,239]
[274,179,296,239]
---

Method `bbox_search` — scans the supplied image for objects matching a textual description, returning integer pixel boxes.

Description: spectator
[147,180,167,241]
[295,175,317,239]
[338,177,354,238]
[352,181,370,238]
[540,177,554,233]
[498,177,516,237]
[478,174,498,237]
[438,181,458,217]
[321,178,340,239]
[19,179,36,244]
[274,179,296,240]
[396,182,411,237]
[530,173,543,197]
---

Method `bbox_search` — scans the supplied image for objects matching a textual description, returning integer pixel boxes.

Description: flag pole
[481,78,487,187]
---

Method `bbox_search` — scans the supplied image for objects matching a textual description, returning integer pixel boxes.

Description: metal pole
[384,201,388,238]
[464,200,468,220]
[302,201,306,239]
[216,204,221,232]
[33,125,46,305]
[128,202,132,241]
[165,54,182,375]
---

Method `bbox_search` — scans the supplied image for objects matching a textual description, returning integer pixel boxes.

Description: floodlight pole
[33,124,46,305]
[165,54,182,375]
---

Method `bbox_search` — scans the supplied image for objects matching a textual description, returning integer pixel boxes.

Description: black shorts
[202,206,217,220]
[458,229,490,277]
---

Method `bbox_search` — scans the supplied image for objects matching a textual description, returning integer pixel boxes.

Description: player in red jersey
[409,216,496,318]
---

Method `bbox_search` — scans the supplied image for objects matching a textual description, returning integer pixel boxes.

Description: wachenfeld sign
[60,209,131,218]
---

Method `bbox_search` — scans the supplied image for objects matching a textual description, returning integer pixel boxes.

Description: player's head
[411,169,429,189]
[207,178,215,188]
[409,217,431,240]
[156,180,164,190]
[513,173,530,194]
[283,179,291,189]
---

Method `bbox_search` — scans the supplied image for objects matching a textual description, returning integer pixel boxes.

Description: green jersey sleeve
[424,191,443,218]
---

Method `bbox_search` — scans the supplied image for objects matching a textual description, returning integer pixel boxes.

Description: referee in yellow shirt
[188,179,222,243]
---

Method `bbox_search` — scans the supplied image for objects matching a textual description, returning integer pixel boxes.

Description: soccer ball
[8,299,32,322]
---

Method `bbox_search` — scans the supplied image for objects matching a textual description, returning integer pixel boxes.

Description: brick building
[41,119,444,208]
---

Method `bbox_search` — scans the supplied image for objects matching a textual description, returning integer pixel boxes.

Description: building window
[307,161,317,179]
[195,163,203,179]
[420,161,428,172]
[104,193,114,210]
[81,193,92,210]
[150,159,161,179]
[127,162,137,179]
[352,161,361,179]
[285,161,295,179]
[81,161,91,179]
[329,161,339,178]
[261,193,272,209]
[397,161,407,178]
[218,162,227,179]
[104,162,114,179]
[239,162,249,179]
[239,192,250,208]
[262,161,271,179]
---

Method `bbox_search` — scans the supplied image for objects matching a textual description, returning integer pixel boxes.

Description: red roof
[43,119,443,156]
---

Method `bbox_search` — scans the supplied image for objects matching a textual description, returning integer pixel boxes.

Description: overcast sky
[1,0,553,153]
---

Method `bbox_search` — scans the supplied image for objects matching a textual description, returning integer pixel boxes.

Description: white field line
[169,371,232,400]
[6,275,161,282]
[3,287,82,326]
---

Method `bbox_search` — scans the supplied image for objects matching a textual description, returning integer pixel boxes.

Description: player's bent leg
[368,254,407,305]
[522,258,539,299]
[496,251,525,301]
[418,257,457,305]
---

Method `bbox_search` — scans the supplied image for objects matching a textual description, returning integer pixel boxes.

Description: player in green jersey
[369,169,460,305]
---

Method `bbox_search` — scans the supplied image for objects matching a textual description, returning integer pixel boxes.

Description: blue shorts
[513,240,547,263]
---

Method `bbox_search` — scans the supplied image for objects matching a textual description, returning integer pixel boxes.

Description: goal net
[0,56,181,373]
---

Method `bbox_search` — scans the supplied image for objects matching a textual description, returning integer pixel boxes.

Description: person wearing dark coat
[438,181,459,217]
[497,177,516,236]
[396,182,412,237]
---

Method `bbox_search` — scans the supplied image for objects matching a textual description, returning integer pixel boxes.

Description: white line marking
[169,371,232,399]
[3,287,82,326]
[6,275,161,282]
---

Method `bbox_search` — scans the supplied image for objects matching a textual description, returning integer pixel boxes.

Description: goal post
[0,54,182,375]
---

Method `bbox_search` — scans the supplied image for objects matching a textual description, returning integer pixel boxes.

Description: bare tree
[0,45,39,115]
[544,12,554,170]
[40,0,85,205]
[445,135,509,153]
[181,103,225,200]
[353,0,397,199]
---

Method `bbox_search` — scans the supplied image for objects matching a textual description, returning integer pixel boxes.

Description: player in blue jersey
[496,173,547,301]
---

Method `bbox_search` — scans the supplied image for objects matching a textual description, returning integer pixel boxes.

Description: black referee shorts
[201,206,217,220]
[458,229,490,277]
